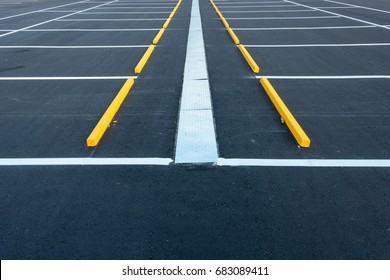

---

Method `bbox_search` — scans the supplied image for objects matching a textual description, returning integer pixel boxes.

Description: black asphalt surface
[0,0,390,260]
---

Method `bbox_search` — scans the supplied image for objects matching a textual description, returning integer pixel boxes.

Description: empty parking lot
[0,0,389,259]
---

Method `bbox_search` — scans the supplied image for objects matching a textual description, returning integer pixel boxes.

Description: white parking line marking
[80,11,170,14]
[225,16,340,20]
[0,45,148,48]
[0,158,172,166]
[0,76,136,80]
[222,10,319,13]
[233,25,375,30]
[255,75,390,79]
[218,158,390,167]
[216,1,286,4]
[246,43,390,47]
[284,0,390,31]
[22,29,160,31]
[175,0,218,164]
[323,0,390,14]
[57,18,166,21]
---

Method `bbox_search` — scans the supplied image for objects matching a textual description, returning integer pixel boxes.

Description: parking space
[0,0,187,158]
[206,0,390,159]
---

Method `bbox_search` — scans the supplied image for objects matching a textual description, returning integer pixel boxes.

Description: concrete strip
[175,0,218,164]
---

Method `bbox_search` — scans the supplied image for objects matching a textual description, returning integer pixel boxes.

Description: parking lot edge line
[152,28,165,44]
[86,78,135,147]
[134,45,155,74]
[260,77,311,148]
[238,45,260,73]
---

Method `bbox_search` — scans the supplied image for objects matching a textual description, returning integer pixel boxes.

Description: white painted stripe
[284,0,390,31]
[217,1,286,4]
[233,25,375,30]
[0,0,89,21]
[246,43,390,47]
[41,10,80,13]
[23,29,159,32]
[0,76,135,80]
[0,158,172,166]
[225,16,340,19]
[57,18,166,21]
[80,11,170,14]
[219,5,298,8]
[256,75,390,79]
[222,10,317,13]
[94,6,172,9]
[323,0,390,14]
[0,45,148,48]
[0,0,119,38]
[313,6,359,9]
[222,7,359,13]
[218,158,390,167]
[175,0,218,164]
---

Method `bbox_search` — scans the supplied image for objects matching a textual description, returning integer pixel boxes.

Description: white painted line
[57,18,166,21]
[284,0,390,31]
[22,29,159,32]
[175,0,218,164]
[0,0,89,21]
[0,0,119,38]
[218,158,390,167]
[94,6,172,9]
[313,6,359,9]
[233,25,375,30]
[0,76,135,80]
[219,5,298,8]
[225,16,340,19]
[222,10,318,13]
[41,10,80,13]
[323,0,390,14]
[217,1,286,4]
[0,45,148,48]
[80,11,170,14]
[256,75,390,79]
[246,43,390,47]
[0,158,172,166]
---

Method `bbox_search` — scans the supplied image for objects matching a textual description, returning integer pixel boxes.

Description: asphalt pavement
[0,0,389,259]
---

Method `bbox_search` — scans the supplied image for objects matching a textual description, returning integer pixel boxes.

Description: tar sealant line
[217,158,390,167]
[256,75,390,79]
[0,158,172,166]
[174,0,218,164]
